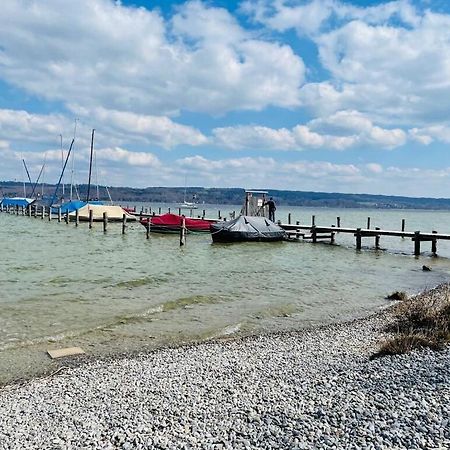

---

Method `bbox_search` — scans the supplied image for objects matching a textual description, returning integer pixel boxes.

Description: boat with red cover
[140,213,214,233]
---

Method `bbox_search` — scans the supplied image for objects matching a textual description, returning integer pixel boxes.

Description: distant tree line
[2,180,450,210]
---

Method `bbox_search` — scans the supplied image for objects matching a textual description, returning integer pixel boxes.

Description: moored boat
[210,215,286,243]
[140,213,213,233]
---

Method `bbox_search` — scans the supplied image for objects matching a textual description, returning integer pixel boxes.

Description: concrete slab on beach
[47,347,85,359]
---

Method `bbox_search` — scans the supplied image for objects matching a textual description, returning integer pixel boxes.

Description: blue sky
[1,0,450,196]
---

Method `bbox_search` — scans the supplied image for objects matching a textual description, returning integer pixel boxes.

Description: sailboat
[179,177,198,209]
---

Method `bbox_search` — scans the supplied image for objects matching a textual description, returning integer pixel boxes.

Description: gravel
[0,304,449,449]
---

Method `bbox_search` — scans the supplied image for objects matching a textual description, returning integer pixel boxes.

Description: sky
[1,0,450,197]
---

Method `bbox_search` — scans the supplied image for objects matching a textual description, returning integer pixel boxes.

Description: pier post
[48,207,52,221]
[218,210,221,220]
[178,208,181,216]
[432,231,437,255]
[122,214,127,234]
[414,231,421,256]
[28,205,32,218]
[367,217,371,229]
[58,207,61,222]
[75,209,80,226]
[21,206,25,216]
[41,206,45,219]
[375,227,380,249]
[288,213,291,225]
[180,215,186,246]
[158,207,161,215]
[331,226,336,243]
[89,209,93,229]
[65,210,69,224]
[337,216,341,228]
[356,228,362,250]
[33,206,37,218]
[103,212,108,232]
[311,225,317,243]
[401,219,406,232]
[312,215,315,226]
[0,203,2,212]
[146,219,150,239]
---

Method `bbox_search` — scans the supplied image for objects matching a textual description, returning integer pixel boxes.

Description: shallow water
[1,205,450,384]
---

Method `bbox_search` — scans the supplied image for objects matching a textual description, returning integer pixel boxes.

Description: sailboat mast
[70,118,78,201]
[22,159,32,197]
[60,134,65,197]
[86,129,95,202]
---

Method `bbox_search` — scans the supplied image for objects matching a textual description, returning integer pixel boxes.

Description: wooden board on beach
[47,347,85,359]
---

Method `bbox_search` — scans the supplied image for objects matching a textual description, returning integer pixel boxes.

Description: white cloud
[0,0,304,115]
[212,112,406,151]
[242,0,419,37]
[366,163,383,174]
[213,126,295,150]
[70,106,208,149]
[95,147,161,167]
[245,1,450,131]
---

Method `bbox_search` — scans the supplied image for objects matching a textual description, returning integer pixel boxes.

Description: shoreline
[0,302,393,390]
[1,285,449,449]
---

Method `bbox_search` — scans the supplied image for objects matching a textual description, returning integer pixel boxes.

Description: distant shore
[1,286,449,449]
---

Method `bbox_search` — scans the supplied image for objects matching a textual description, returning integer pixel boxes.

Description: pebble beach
[1,294,449,450]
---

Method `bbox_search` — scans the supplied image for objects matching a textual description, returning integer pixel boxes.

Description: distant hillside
[2,181,450,210]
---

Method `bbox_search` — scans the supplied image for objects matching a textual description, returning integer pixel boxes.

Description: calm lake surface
[1,204,450,384]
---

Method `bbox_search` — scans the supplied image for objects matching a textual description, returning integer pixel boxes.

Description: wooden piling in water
[288,213,291,224]
[146,219,150,239]
[48,207,52,221]
[75,209,79,226]
[58,207,61,222]
[337,216,341,227]
[158,207,161,215]
[312,215,315,226]
[89,209,93,229]
[103,212,108,232]
[180,215,186,246]
[432,231,437,254]
[367,217,371,229]
[401,219,406,232]
[311,225,317,243]
[28,205,32,218]
[65,210,69,224]
[122,214,127,234]
[178,208,181,216]
[375,227,381,249]
[414,231,421,256]
[355,228,362,250]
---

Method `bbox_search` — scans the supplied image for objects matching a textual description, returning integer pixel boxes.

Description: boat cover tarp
[141,213,212,232]
[59,200,103,214]
[211,215,285,242]
[0,197,35,208]
[69,204,136,221]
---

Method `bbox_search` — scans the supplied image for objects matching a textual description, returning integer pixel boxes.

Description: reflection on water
[1,205,450,384]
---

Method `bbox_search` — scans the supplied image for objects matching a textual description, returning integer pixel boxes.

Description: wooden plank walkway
[279,223,448,255]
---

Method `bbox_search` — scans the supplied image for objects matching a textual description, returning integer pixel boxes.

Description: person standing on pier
[264,197,276,222]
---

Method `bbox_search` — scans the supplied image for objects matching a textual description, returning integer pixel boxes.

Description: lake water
[1,204,450,384]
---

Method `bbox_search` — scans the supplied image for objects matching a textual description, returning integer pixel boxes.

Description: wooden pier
[1,203,449,256]
[280,222,447,256]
